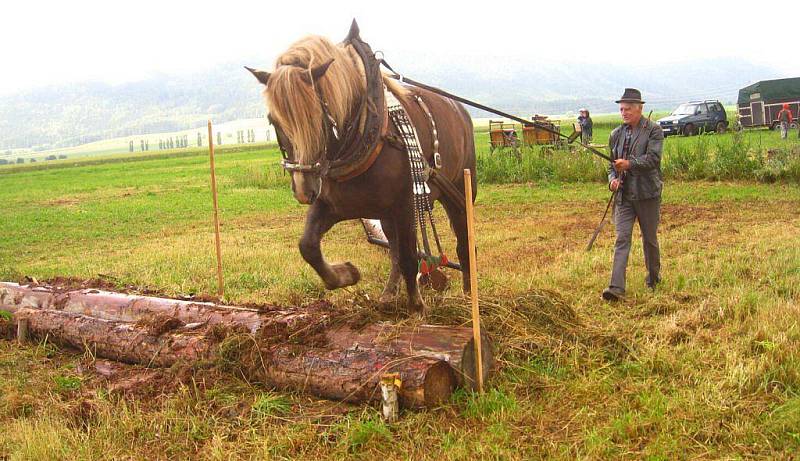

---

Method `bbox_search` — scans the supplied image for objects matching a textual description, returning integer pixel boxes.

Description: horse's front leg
[299,201,361,290]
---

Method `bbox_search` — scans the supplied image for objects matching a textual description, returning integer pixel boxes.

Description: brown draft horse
[247,22,476,315]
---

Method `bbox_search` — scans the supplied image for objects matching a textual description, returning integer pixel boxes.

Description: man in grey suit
[602,88,664,301]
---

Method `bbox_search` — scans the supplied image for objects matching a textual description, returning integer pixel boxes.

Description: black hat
[615,88,645,104]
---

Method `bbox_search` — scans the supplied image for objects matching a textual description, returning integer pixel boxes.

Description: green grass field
[1,131,800,459]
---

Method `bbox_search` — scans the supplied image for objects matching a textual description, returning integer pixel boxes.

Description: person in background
[777,103,793,140]
[578,108,593,144]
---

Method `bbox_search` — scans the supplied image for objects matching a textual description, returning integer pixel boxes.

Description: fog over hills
[0,55,784,151]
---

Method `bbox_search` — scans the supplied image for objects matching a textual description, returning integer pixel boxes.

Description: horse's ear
[299,58,335,85]
[344,19,360,42]
[245,66,271,85]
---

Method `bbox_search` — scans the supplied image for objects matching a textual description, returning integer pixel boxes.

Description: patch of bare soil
[45,197,82,207]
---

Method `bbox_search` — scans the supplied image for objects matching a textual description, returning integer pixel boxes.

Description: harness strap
[333,104,389,182]
[429,170,467,214]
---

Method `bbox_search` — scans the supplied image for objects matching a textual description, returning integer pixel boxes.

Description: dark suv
[658,100,728,136]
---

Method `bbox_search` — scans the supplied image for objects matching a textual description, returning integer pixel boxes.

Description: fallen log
[12,307,456,407]
[13,308,214,366]
[327,323,493,390]
[0,282,495,388]
[252,344,456,407]
[0,282,271,333]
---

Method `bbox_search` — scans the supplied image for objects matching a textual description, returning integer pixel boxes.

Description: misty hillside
[0,56,784,151]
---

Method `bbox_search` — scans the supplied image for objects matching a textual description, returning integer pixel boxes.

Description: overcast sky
[4,0,799,96]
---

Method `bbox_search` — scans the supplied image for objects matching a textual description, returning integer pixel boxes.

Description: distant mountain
[0,56,785,151]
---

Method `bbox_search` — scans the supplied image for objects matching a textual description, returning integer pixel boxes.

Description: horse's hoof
[379,293,395,304]
[325,262,361,290]
[408,298,427,317]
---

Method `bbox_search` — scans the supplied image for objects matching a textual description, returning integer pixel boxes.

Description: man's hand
[614,159,631,172]
[609,179,621,191]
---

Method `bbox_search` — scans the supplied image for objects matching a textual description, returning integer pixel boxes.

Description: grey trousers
[610,196,661,291]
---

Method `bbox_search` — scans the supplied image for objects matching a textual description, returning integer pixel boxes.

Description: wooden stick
[463,169,484,393]
[208,120,224,298]
[17,318,28,343]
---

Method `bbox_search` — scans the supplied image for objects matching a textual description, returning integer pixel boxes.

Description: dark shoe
[646,275,661,290]
[602,287,625,301]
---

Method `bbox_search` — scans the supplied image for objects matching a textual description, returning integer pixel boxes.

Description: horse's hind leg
[379,218,402,303]
[441,193,473,295]
[299,201,361,290]
[396,213,426,315]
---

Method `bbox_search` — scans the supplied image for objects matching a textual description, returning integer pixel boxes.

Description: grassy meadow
[1,126,800,459]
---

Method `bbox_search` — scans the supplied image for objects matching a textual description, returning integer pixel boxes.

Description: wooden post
[208,120,224,298]
[463,169,484,393]
[17,318,28,343]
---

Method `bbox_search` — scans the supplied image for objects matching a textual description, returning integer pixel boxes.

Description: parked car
[737,77,800,130]
[658,100,728,136]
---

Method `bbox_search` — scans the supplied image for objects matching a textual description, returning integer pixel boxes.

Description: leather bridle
[273,70,372,185]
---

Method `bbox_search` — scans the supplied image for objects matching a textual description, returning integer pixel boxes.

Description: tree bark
[14,308,214,366]
[12,307,455,407]
[326,323,493,390]
[1,282,493,404]
[0,282,271,333]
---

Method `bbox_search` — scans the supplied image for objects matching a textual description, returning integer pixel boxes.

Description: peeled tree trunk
[11,307,455,407]
[13,308,214,367]
[0,282,494,407]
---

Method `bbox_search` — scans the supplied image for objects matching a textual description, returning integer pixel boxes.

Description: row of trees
[237,129,258,144]
[125,128,272,153]
[0,154,67,165]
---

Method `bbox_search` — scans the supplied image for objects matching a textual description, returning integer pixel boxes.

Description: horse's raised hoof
[324,262,361,290]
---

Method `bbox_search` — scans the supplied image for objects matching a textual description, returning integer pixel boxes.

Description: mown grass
[1,140,799,459]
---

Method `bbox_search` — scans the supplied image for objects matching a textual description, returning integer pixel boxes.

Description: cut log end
[422,361,458,407]
[460,332,495,391]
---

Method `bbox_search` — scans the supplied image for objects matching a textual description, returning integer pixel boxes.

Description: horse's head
[247,25,366,204]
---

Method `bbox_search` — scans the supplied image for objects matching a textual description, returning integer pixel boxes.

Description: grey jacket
[608,117,664,201]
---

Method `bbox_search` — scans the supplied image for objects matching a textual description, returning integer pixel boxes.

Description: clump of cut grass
[215,332,266,378]
[251,392,292,418]
[454,387,518,420]
[0,311,14,340]
[53,376,82,393]
[333,413,393,454]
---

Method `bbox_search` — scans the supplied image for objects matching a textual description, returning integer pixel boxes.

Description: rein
[378,58,613,163]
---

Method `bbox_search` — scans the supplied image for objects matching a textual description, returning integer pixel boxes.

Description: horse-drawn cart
[488,115,570,152]
[521,115,564,147]
[488,119,519,150]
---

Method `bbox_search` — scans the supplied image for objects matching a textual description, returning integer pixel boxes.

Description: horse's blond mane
[264,36,366,164]
[264,35,411,164]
